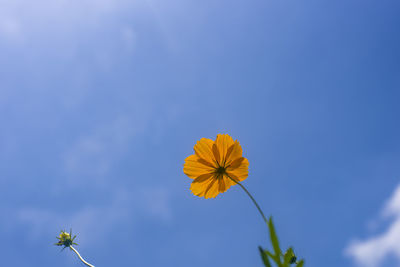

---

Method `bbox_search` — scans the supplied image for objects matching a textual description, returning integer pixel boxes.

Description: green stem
[70,246,95,267]
[226,174,268,225]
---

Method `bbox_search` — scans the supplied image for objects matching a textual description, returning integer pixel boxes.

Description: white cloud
[120,26,136,54]
[135,187,173,222]
[17,186,172,245]
[18,189,130,244]
[0,17,23,41]
[0,0,160,41]
[345,184,400,267]
[0,0,142,54]
[383,186,400,218]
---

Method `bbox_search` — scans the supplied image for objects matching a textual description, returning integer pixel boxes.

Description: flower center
[215,166,226,175]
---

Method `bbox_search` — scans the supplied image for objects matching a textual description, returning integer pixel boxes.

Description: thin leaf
[268,217,281,257]
[258,246,272,267]
[296,259,304,267]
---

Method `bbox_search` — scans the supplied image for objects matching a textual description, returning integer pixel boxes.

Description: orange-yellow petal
[219,176,233,193]
[214,134,235,165]
[194,138,217,166]
[228,157,245,169]
[223,173,236,187]
[225,141,243,165]
[183,154,215,179]
[212,143,221,164]
[190,173,214,197]
[226,157,249,182]
[204,178,220,199]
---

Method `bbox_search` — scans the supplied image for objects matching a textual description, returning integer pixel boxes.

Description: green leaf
[268,217,281,257]
[283,247,294,266]
[296,259,304,267]
[258,246,272,267]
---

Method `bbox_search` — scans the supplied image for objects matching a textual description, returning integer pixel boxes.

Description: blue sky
[0,0,399,266]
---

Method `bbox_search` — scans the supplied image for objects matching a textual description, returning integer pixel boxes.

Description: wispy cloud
[345,185,400,267]
[0,0,141,60]
[17,186,172,245]
[64,115,148,186]
[0,17,23,41]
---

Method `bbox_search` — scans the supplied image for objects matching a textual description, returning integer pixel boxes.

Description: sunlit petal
[184,154,215,179]
[190,173,214,197]
[227,158,249,182]
[204,178,220,199]
[194,138,217,165]
[215,134,234,165]
[225,141,243,165]
[227,157,245,169]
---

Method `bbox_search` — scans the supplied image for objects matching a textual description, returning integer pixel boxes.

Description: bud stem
[70,246,95,267]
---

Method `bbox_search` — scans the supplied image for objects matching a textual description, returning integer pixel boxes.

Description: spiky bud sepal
[55,229,78,250]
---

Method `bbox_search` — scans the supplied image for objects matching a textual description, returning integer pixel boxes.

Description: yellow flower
[183,134,249,198]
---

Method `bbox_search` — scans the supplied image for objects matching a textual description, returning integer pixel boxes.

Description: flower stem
[226,174,268,225]
[70,246,95,267]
